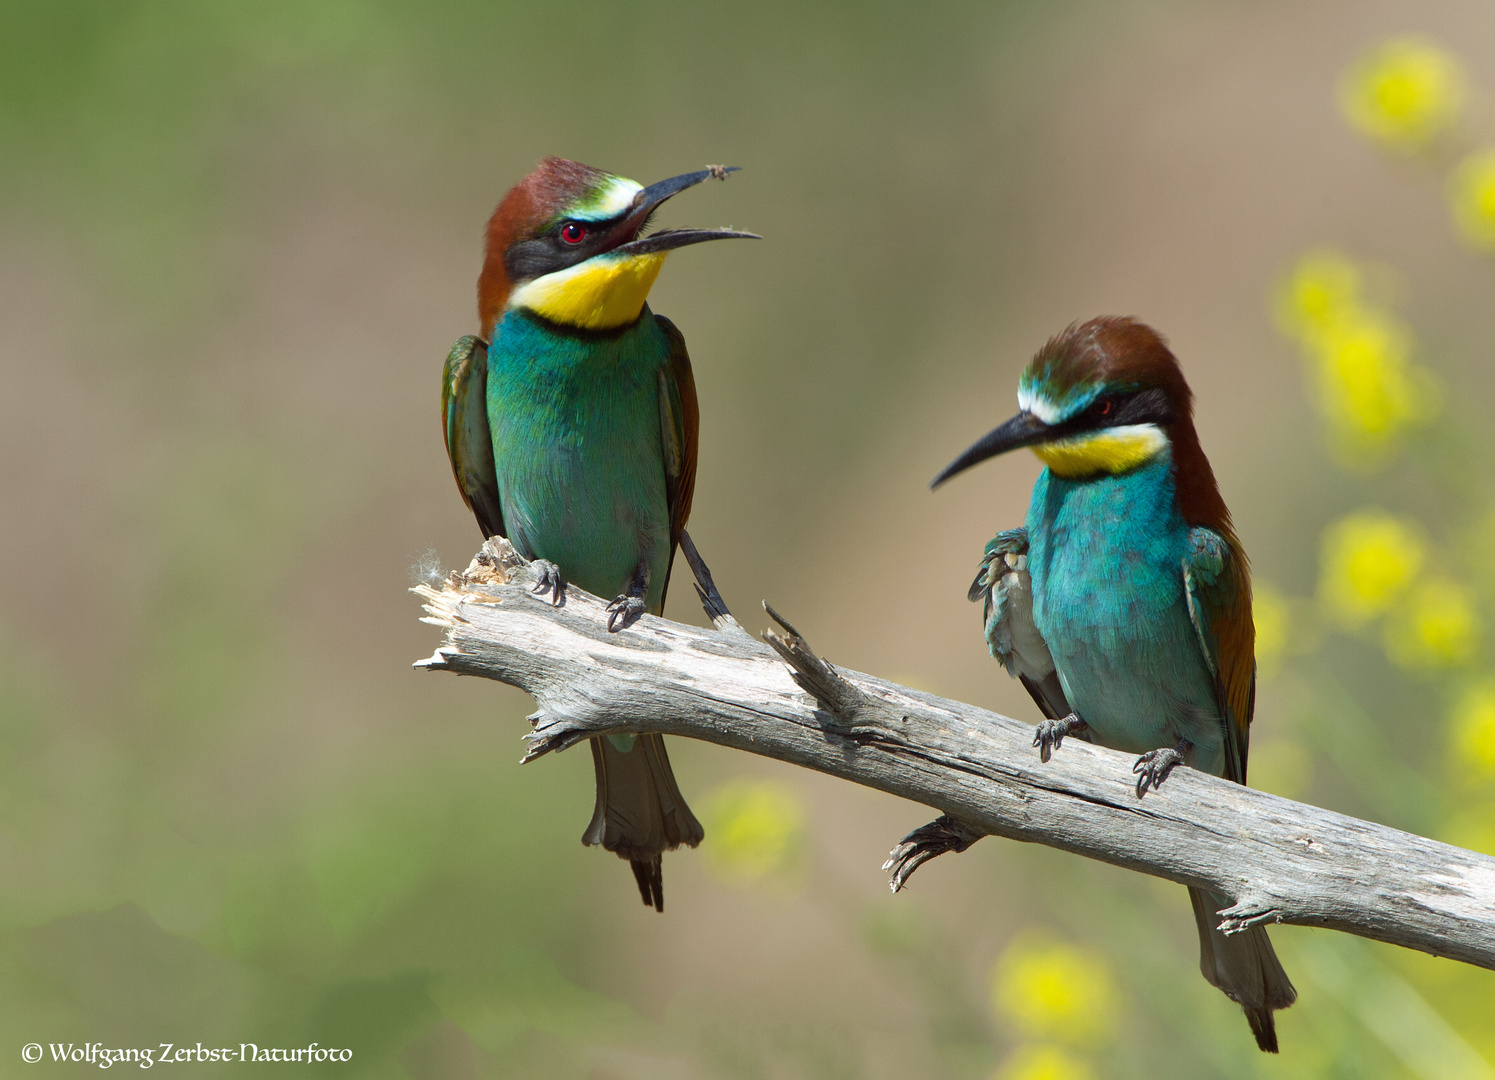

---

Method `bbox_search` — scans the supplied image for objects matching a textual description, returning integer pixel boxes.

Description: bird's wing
[1182,527,1255,784]
[442,335,506,541]
[972,528,1072,722]
[653,315,700,611]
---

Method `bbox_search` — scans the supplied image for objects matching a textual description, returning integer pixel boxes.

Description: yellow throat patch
[508,251,668,331]
[1032,424,1169,478]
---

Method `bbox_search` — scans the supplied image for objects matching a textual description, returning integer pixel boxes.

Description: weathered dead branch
[415,538,1495,971]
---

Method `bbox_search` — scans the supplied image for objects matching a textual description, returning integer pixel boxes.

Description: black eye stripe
[507,218,616,282]
[1054,387,1175,436]
[1108,388,1174,426]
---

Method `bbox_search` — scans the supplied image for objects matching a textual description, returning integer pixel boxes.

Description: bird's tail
[1189,887,1297,1052]
[583,734,704,911]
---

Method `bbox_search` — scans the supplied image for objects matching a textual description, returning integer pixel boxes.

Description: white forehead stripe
[1017,388,1063,424]
[575,178,643,222]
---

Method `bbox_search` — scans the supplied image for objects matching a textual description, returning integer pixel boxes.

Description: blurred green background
[3,1,1495,1077]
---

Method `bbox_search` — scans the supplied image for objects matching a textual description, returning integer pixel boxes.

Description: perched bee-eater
[933,317,1296,1051]
[441,157,756,910]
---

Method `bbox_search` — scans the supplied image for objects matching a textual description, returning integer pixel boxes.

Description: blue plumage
[1026,451,1229,776]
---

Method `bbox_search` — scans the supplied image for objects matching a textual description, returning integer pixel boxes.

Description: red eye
[1097,398,1114,416]
[560,222,586,244]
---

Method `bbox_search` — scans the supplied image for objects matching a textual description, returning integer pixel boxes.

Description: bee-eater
[932,317,1296,1051]
[441,157,756,911]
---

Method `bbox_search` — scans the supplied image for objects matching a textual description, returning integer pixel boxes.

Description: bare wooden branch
[415,539,1495,971]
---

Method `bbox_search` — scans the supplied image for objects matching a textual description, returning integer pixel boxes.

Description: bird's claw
[605,594,646,632]
[1033,714,1086,763]
[1133,741,1188,798]
[530,560,565,606]
[882,816,983,892]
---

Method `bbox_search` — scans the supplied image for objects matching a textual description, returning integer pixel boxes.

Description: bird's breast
[1025,462,1226,771]
[485,311,673,605]
[1027,463,1188,638]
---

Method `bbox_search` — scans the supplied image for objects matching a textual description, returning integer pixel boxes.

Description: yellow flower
[1274,250,1361,338]
[1308,308,1439,462]
[1253,583,1290,675]
[993,1044,1093,1080]
[991,934,1115,1044]
[1318,510,1426,627]
[1339,38,1466,153]
[701,779,805,885]
[1274,251,1439,466]
[1384,577,1481,669]
[1450,683,1495,782]
[1448,149,1495,252]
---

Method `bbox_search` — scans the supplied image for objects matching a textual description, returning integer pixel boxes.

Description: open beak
[610,167,760,256]
[931,410,1052,489]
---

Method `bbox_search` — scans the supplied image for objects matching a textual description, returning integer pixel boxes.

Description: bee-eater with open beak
[933,317,1296,1051]
[441,157,757,911]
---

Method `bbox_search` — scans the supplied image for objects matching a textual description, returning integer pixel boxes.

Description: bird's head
[477,157,757,337]
[932,317,1199,488]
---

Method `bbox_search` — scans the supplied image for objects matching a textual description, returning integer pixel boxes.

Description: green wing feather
[1182,527,1255,784]
[442,336,506,541]
[653,315,699,611]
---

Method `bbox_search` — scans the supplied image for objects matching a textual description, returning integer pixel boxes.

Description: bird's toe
[1033,714,1085,764]
[605,595,646,632]
[530,560,566,606]
[1033,720,1064,763]
[1132,744,1186,798]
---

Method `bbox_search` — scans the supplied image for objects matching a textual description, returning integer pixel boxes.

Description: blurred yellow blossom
[1339,38,1466,153]
[1311,308,1439,462]
[1448,149,1495,252]
[991,934,1115,1044]
[701,779,805,886]
[993,1044,1093,1080]
[1450,683,1495,782]
[1318,510,1426,627]
[1274,249,1361,337]
[1275,251,1439,465]
[1384,577,1481,669]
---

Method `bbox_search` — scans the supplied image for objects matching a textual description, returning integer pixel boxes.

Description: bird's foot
[530,560,565,606]
[605,594,646,632]
[882,815,983,892]
[1033,713,1088,763]
[1133,738,1191,797]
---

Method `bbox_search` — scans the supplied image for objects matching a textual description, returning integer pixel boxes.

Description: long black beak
[930,410,1051,489]
[638,166,739,206]
[615,227,759,255]
[611,167,760,256]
